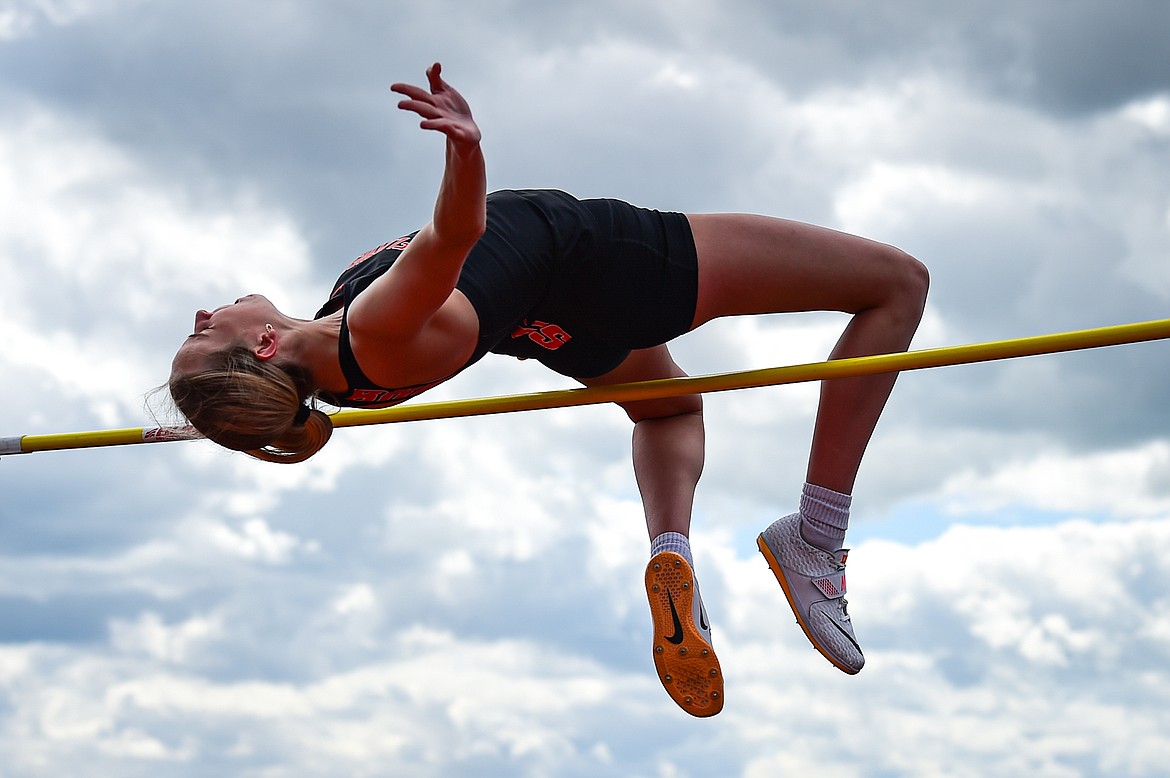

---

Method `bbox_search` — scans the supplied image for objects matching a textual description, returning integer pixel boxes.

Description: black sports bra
[316,297,464,409]
[312,232,479,409]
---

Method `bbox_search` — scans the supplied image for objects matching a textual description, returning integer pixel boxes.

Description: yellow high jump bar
[4,317,1169,456]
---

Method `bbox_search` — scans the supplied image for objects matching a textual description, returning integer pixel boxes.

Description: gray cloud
[709,0,1170,114]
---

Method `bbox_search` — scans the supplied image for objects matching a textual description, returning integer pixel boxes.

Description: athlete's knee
[621,394,703,424]
[881,246,930,319]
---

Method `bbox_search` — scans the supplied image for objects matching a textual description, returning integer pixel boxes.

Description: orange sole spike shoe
[644,551,724,717]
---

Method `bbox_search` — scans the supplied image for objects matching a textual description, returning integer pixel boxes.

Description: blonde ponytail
[169,346,333,463]
[247,406,333,463]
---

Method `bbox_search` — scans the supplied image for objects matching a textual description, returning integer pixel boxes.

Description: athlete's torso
[314,189,697,409]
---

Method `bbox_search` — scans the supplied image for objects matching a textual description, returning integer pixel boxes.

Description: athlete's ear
[255,325,279,361]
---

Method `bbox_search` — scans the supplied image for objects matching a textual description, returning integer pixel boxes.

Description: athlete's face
[171,294,280,376]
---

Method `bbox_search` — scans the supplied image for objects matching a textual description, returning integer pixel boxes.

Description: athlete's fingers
[392,64,478,142]
[397,98,442,119]
[426,62,444,93]
[418,118,450,133]
[390,82,431,101]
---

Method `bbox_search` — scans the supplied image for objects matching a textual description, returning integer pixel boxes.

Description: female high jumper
[169,63,929,717]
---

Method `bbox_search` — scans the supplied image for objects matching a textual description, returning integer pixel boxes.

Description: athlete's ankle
[798,482,851,552]
[650,530,693,567]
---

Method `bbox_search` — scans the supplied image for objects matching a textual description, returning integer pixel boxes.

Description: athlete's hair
[169,345,332,463]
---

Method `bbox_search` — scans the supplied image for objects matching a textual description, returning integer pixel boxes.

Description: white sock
[650,531,693,567]
[799,482,851,552]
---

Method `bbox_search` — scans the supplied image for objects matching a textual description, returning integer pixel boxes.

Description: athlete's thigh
[686,212,918,328]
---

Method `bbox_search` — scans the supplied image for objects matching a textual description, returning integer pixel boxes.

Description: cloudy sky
[2,1,1170,775]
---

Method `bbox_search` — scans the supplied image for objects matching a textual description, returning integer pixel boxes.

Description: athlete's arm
[346,63,485,384]
[348,63,485,342]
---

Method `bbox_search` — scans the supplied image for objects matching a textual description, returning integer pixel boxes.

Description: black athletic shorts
[459,189,699,378]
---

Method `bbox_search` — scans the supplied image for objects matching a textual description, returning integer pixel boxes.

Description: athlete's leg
[579,345,703,541]
[687,213,929,494]
[687,213,928,676]
[579,346,722,716]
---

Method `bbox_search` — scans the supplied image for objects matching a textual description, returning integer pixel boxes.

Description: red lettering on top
[345,234,415,270]
[346,379,442,407]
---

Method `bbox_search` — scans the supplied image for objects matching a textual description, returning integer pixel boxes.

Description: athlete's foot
[644,551,723,717]
[757,513,865,674]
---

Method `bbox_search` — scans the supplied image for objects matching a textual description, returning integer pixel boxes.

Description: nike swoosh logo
[827,617,861,652]
[699,601,710,632]
[665,589,685,644]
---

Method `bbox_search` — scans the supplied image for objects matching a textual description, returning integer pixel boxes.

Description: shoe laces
[831,556,850,620]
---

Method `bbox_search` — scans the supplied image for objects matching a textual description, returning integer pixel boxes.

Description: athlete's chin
[170,345,207,378]
[233,293,276,311]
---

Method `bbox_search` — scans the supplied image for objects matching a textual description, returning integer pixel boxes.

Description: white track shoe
[757,513,864,674]
[644,551,723,717]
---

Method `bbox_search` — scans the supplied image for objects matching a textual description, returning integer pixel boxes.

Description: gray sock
[799,482,851,552]
[650,531,693,567]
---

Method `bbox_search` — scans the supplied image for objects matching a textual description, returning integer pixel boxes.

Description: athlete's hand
[391,63,481,148]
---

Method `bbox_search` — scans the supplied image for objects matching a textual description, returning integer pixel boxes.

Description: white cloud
[109,612,224,663]
[939,440,1170,519]
[332,583,377,615]
[205,517,312,563]
[836,160,1021,234]
[0,0,141,40]
[1121,95,1170,135]
[2,517,1169,776]
[0,108,319,429]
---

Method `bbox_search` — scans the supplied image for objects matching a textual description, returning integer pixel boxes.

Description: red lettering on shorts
[511,320,571,350]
